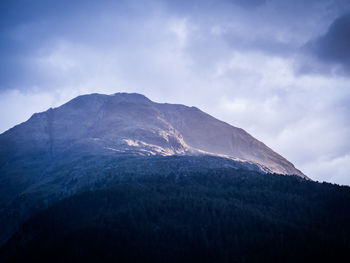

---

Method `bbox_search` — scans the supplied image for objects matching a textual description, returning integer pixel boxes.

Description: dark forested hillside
[1,169,349,263]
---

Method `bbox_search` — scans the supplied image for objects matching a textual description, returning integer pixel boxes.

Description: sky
[1,0,350,185]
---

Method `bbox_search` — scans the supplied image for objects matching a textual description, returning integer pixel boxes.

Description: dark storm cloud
[232,0,266,8]
[224,32,296,56]
[1,0,348,92]
[303,12,350,75]
[0,0,81,89]
[0,0,134,90]
[162,0,267,11]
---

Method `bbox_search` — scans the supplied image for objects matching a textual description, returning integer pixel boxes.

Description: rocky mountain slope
[0,92,307,204]
[0,92,304,174]
[0,92,307,245]
[0,92,308,206]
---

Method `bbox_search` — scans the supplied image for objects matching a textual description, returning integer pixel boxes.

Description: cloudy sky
[1,0,350,184]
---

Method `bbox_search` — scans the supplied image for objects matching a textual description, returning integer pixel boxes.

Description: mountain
[0,93,350,262]
[0,92,304,176]
[0,92,304,244]
[0,92,306,206]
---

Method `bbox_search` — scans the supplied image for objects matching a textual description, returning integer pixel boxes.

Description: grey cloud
[1,0,348,92]
[226,0,267,8]
[223,33,296,57]
[0,0,143,91]
[301,12,350,75]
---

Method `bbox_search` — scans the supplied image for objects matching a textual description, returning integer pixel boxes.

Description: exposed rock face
[0,92,305,177]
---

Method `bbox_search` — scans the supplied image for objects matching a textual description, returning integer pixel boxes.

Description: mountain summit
[0,92,304,177]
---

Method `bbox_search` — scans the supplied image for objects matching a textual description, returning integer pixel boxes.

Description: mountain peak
[112,92,151,102]
[60,92,151,111]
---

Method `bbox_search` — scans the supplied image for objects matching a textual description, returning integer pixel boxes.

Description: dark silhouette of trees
[1,169,350,263]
